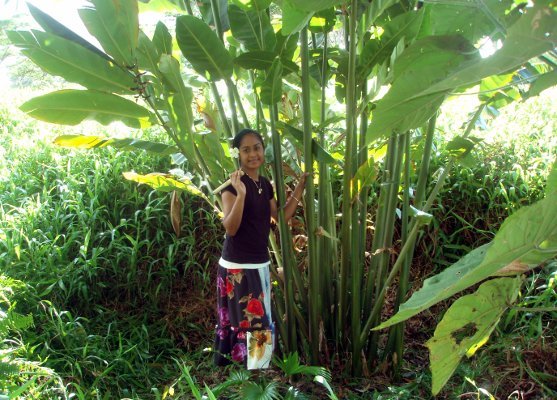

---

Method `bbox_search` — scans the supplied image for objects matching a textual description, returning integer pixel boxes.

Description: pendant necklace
[247,174,262,195]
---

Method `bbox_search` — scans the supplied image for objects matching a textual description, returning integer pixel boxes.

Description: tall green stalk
[300,27,319,362]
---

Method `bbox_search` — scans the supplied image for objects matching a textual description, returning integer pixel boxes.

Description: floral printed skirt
[214,264,274,369]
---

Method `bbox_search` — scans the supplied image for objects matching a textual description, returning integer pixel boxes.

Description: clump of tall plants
[7,0,557,395]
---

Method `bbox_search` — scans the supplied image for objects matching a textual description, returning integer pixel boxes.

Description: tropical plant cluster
[1,0,557,397]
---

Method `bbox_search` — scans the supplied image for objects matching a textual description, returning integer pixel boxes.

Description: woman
[214,128,307,369]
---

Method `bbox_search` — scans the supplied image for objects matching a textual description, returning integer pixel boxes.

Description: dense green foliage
[1,89,555,397]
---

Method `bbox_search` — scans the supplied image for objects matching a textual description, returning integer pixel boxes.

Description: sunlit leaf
[20,90,155,128]
[79,0,139,67]
[53,134,178,155]
[228,4,276,51]
[427,277,521,395]
[123,172,209,201]
[374,190,557,330]
[260,58,283,105]
[7,30,135,94]
[527,69,557,98]
[280,0,314,35]
[176,15,233,81]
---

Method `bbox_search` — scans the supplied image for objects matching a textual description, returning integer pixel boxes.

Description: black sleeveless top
[221,174,274,263]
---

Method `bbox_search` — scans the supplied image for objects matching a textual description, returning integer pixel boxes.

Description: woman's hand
[296,172,310,190]
[230,169,246,197]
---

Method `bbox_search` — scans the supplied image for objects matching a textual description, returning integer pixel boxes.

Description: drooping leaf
[427,277,521,395]
[27,2,112,62]
[280,0,314,35]
[418,0,512,43]
[7,30,135,94]
[20,90,155,128]
[123,172,209,200]
[170,190,182,237]
[228,4,276,51]
[527,69,557,98]
[367,35,478,143]
[374,190,557,330]
[138,0,186,12]
[78,0,139,67]
[417,3,557,98]
[445,136,477,159]
[53,135,178,155]
[260,58,284,105]
[175,15,233,81]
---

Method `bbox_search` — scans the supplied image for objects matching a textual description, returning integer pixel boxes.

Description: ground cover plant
[1,0,556,398]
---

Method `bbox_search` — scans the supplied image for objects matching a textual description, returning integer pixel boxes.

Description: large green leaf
[158,54,196,156]
[260,59,283,105]
[367,35,478,143]
[416,2,557,99]
[232,0,272,12]
[153,21,173,56]
[138,0,185,12]
[368,0,399,24]
[78,0,139,67]
[27,3,112,62]
[427,277,521,395]
[234,51,299,75]
[280,0,314,35]
[547,159,557,197]
[228,4,276,51]
[175,15,233,81]
[20,90,155,128]
[418,0,512,43]
[123,172,209,201]
[308,8,336,34]
[358,9,424,82]
[7,30,135,95]
[54,135,178,155]
[374,190,557,330]
[137,30,161,73]
[366,3,557,144]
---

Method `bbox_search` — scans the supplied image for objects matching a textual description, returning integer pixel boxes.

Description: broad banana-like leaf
[280,0,314,35]
[153,22,173,56]
[445,136,478,159]
[27,3,112,62]
[228,4,276,51]
[427,277,521,395]
[367,35,478,143]
[53,134,178,155]
[545,158,557,197]
[416,2,557,98]
[20,90,155,128]
[158,54,197,163]
[123,172,210,201]
[367,2,557,144]
[374,189,557,330]
[278,122,336,164]
[232,0,272,12]
[527,69,557,98]
[368,0,399,24]
[7,30,135,95]
[176,15,233,81]
[260,59,283,105]
[358,9,424,83]
[418,0,512,43]
[79,0,139,67]
[194,131,235,186]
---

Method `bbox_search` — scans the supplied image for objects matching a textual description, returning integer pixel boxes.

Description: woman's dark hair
[232,128,265,149]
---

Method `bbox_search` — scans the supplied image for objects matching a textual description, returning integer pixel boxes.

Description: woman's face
[238,133,264,171]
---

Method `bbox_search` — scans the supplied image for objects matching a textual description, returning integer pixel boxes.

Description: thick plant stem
[360,103,486,344]
[269,104,298,352]
[231,82,250,128]
[225,79,239,133]
[300,27,319,363]
[209,0,224,41]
